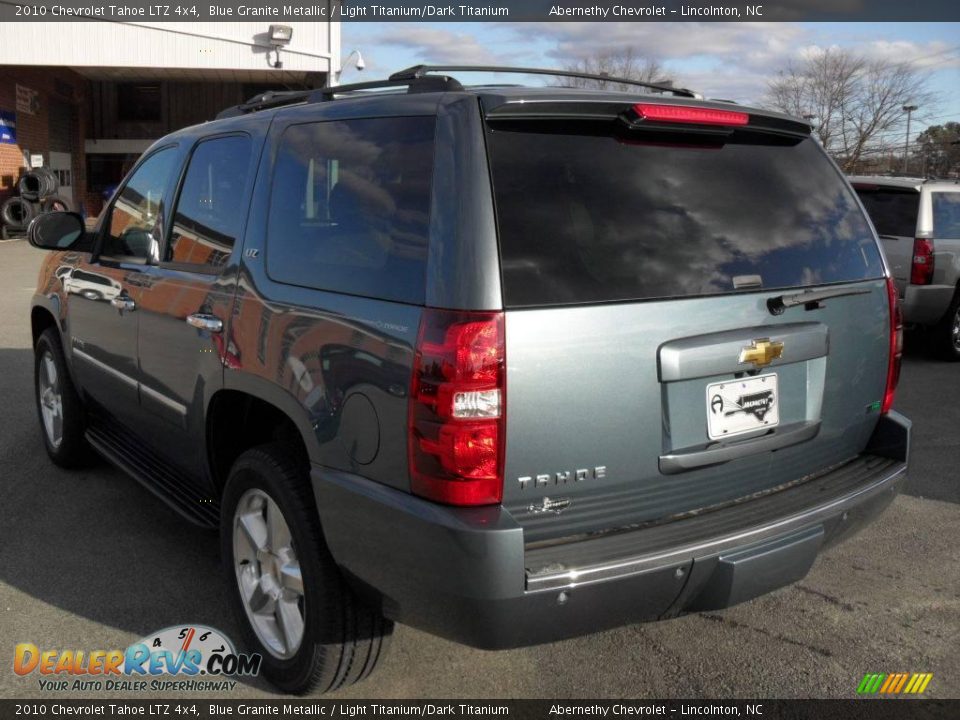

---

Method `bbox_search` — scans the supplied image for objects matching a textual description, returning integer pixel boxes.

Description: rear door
[852,183,920,293]
[485,109,891,544]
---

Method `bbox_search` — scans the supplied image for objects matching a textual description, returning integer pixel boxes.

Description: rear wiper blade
[767,287,871,316]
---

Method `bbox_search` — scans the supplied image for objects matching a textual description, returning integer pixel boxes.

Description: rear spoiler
[485,100,811,139]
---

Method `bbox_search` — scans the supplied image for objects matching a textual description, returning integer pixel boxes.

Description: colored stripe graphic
[857,672,932,695]
[893,673,909,693]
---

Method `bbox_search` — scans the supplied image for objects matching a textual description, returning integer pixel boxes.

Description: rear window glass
[932,192,960,239]
[853,187,919,238]
[267,117,435,305]
[487,125,885,307]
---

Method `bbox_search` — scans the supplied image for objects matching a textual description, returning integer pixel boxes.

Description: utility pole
[902,104,918,173]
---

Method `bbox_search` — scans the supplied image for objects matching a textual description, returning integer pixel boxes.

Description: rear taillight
[632,103,749,127]
[910,238,934,285]
[408,309,505,506]
[883,277,903,415]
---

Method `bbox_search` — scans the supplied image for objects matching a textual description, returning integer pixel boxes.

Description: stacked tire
[1,167,71,240]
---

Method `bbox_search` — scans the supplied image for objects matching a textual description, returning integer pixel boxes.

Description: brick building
[0,20,339,218]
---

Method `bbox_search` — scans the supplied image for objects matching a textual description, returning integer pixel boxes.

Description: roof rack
[214,64,697,119]
[389,64,698,98]
[215,75,464,119]
[216,89,313,118]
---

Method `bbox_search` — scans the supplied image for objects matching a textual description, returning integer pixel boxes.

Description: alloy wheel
[233,488,305,659]
[38,351,63,449]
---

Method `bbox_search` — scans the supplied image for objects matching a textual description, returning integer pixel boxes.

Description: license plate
[706,373,779,440]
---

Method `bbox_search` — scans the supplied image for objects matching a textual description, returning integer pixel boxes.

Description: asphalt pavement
[0,239,957,700]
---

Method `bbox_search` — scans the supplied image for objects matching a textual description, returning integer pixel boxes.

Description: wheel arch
[31,302,60,348]
[205,385,315,498]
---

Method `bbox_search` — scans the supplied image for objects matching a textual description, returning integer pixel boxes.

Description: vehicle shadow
[0,348,278,695]
[894,330,960,505]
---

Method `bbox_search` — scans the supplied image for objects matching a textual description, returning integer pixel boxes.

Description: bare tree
[555,49,672,91]
[766,48,938,171]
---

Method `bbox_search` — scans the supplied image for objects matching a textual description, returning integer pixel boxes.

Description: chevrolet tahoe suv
[28,66,911,694]
[849,176,960,359]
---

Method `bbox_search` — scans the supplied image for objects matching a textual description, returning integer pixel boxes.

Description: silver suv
[28,66,910,694]
[850,176,960,358]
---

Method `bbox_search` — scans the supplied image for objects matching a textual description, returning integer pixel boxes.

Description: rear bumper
[311,412,910,650]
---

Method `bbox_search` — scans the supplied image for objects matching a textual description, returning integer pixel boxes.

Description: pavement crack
[795,584,857,611]
[698,612,834,658]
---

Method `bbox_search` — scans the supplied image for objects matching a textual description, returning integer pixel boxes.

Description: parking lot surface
[0,239,957,699]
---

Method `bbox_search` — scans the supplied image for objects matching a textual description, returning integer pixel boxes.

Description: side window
[266,117,436,305]
[932,192,960,239]
[103,147,178,260]
[166,135,254,270]
[854,188,919,238]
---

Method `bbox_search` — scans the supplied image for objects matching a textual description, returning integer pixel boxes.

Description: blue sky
[342,22,959,135]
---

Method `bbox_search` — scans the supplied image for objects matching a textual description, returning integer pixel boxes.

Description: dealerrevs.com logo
[14,625,261,692]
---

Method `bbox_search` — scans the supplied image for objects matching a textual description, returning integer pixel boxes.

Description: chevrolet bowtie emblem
[739,338,784,369]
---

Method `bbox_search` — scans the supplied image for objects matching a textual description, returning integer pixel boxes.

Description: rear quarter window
[487,124,884,307]
[932,191,960,239]
[266,116,436,305]
[854,187,920,238]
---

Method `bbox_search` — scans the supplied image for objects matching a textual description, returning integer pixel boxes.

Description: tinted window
[932,192,960,239]
[487,125,885,307]
[267,117,435,305]
[73,270,111,286]
[104,147,178,260]
[167,135,253,269]
[853,187,920,238]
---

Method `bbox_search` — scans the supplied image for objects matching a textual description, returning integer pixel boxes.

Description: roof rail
[389,64,698,98]
[215,75,464,119]
[214,65,696,120]
[216,89,314,119]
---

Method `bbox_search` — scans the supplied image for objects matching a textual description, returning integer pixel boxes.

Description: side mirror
[28,212,85,251]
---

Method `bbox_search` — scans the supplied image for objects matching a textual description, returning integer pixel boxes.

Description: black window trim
[160,130,255,277]
[95,143,179,266]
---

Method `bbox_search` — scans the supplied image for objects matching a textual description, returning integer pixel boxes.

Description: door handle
[110,297,136,312]
[186,313,223,333]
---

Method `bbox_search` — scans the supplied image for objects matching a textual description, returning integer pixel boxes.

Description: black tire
[937,293,960,361]
[40,195,72,213]
[19,168,58,200]
[34,328,94,467]
[221,443,392,694]
[39,167,60,196]
[1,196,36,229]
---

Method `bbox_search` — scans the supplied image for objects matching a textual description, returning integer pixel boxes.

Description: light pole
[902,104,918,173]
